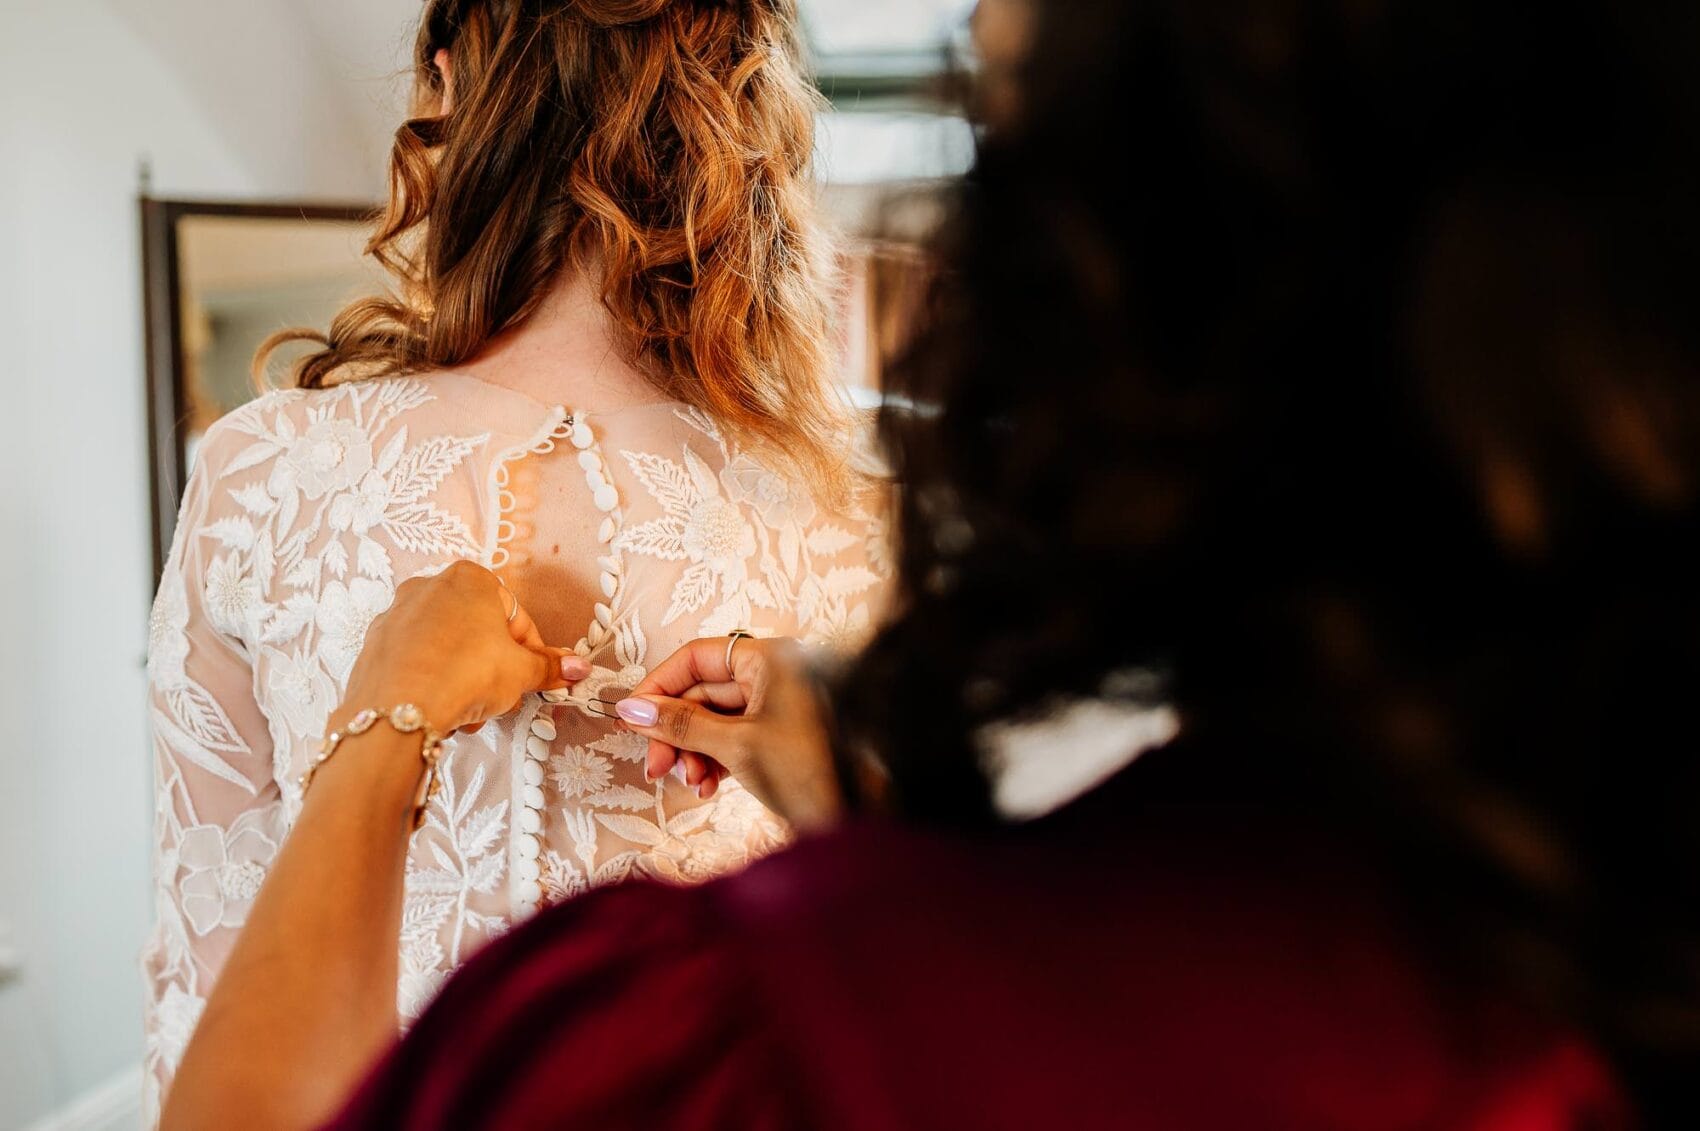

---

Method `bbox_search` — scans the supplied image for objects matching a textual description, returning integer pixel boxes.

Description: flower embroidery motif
[268,418,374,501]
[316,578,394,678]
[262,644,337,739]
[549,745,614,799]
[148,569,191,692]
[203,553,266,641]
[616,446,758,627]
[809,601,872,653]
[721,455,817,529]
[615,413,887,643]
[685,498,756,566]
[176,810,279,936]
[329,469,390,534]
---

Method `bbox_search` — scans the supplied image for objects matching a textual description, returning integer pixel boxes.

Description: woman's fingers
[497,593,588,694]
[344,561,593,734]
[630,636,744,698]
[678,751,713,788]
[619,694,747,771]
[680,681,746,711]
[532,648,592,693]
[505,592,541,647]
[538,648,591,689]
[497,585,592,687]
[626,639,759,785]
[642,738,678,784]
[639,741,727,800]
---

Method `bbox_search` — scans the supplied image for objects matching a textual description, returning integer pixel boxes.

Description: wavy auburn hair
[261,0,850,496]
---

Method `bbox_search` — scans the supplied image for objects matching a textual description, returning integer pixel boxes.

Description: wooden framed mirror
[141,199,381,583]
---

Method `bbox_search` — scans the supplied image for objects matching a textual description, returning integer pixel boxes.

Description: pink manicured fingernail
[561,657,592,680]
[616,698,658,726]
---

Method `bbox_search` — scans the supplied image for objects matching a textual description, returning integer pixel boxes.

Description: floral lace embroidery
[145,379,493,1114]
[617,408,886,641]
[400,750,511,1014]
[143,379,891,1123]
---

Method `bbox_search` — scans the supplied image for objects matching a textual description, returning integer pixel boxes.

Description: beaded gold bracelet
[300,704,447,831]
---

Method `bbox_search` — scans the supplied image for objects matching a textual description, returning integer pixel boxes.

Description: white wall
[0,2,385,1126]
[101,0,387,200]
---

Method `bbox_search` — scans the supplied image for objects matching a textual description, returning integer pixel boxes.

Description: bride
[142,0,889,1113]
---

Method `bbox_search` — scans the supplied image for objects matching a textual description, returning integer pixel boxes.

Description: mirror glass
[142,205,380,579]
[176,214,384,471]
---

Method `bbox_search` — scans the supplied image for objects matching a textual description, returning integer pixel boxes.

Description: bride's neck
[458,267,662,408]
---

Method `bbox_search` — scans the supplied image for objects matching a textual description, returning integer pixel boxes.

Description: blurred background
[0,2,973,1126]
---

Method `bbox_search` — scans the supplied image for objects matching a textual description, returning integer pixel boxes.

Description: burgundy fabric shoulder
[323,880,808,1131]
[323,765,1635,1131]
[701,803,1635,1131]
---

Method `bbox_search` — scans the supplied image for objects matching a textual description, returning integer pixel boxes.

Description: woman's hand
[338,560,590,734]
[165,560,589,1131]
[614,636,844,833]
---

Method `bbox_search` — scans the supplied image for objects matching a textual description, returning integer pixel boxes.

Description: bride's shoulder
[191,375,485,482]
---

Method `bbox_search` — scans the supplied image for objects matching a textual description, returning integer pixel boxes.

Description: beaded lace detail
[140,373,891,1124]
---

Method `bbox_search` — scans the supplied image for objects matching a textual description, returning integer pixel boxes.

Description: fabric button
[593,484,620,512]
[518,808,542,835]
[577,450,600,472]
[522,760,544,788]
[515,834,541,861]
[515,899,539,918]
[600,571,618,599]
[515,857,542,884]
[517,880,544,904]
[527,736,550,760]
[530,715,557,741]
[598,517,616,543]
[570,420,594,450]
[522,785,546,810]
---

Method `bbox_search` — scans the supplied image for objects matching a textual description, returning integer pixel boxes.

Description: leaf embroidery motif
[388,433,483,506]
[580,785,655,811]
[662,562,717,626]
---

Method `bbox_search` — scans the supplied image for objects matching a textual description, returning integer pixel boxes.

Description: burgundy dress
[325,748,1629,1130]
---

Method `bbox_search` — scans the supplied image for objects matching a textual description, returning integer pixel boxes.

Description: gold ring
[496,577,519,623]
[725,629,753,674]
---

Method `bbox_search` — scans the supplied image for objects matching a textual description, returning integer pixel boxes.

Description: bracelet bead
[301,704,447,831]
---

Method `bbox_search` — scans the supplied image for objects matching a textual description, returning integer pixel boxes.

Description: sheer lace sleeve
[142,418,287,1122]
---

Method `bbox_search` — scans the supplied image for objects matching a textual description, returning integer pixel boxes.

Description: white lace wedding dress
[141,371,890,1116]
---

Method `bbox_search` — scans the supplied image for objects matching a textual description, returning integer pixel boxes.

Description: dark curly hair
[838,0,1700,1118]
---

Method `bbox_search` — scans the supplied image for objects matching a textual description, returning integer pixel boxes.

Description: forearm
[162,726,424,1131]
[161,560,567,1128]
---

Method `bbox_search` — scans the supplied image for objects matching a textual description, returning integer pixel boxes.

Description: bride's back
[151,334,887,991]
[143,0,890,1116]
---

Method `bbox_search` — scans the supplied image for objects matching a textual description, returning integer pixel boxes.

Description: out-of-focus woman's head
[843,0,1700,1112]
[265,0,849,494]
